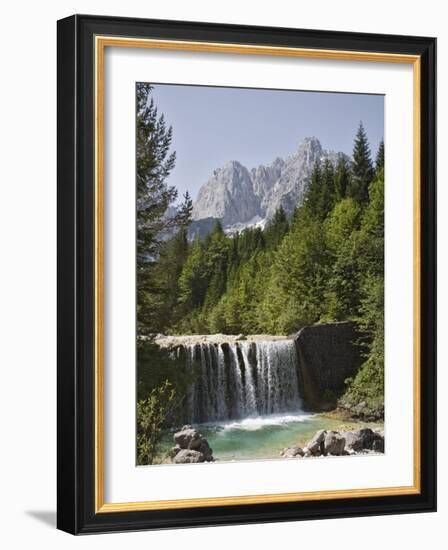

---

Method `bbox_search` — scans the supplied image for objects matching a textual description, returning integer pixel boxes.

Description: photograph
[136,82,386,466]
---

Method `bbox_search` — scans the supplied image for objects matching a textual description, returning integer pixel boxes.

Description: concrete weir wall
[294,322,363,411]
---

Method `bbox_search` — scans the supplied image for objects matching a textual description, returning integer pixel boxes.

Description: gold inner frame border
[94,35,421,513]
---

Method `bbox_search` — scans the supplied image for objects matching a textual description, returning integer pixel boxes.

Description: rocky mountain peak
[190,137,347,236]
[192,160,261,226]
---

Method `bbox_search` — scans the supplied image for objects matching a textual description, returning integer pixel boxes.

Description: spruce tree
[265,206,289,248]
[334,156,351,201]
[305,161,322,218]
[318,158,336,218]
[136,83,192,335]
[348,122,374,205]
[375,140,384,173]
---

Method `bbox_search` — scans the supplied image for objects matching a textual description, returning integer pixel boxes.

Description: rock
[344,430,365,452]
[174,426,202,450]
[358,428,377,449]
[344,428,384,452]
[305,430,327,456]
[372,438,384,453]
[281,447,305,458]
[191,138,348,235]
[172,449,206,464]
[192,160,261,227]
[294,323,363,411]
[196,439,213,461]
[324,431,346,455]
[167,445,181,459]
[235,334,246,341]
[338,400,384,422]
[171,425,214,463]
[300,427,384,458]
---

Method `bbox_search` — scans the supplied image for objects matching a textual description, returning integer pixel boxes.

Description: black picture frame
[57,14,436,534]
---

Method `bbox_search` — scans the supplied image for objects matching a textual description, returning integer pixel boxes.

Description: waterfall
[183,339,302,424]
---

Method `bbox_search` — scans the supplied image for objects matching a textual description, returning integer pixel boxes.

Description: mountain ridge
[189,137,348,238]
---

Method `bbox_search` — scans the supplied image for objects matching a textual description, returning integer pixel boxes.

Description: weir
[180,340,302,424]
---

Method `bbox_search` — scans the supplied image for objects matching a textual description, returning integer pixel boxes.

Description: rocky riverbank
[281,427,384,458]
[336,399,384,422]
[167,422,384,464]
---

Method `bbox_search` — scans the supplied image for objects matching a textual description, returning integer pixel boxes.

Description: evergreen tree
[375,140,384,172]
[136,83,192,335]
[318,158,336,218]
[347,122,374,204]
[203,222,229,309]
[264,206,289,248]
[305,161,322,218]
[334,156,351,201]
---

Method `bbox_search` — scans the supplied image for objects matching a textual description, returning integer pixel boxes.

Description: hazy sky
[147,84,384,203]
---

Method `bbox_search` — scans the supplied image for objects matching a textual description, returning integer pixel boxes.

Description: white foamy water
[181,339,303,424]
[217,412,316,432]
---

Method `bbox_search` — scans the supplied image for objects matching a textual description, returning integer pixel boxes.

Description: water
[184,339,302,424]
[161,412,366,462]
[157,337,382,463]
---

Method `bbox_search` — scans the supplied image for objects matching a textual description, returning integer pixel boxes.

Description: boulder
[281,447,305,458]
[167,445,181,459]
[171,425,214,463]
[196,439,213,461]
[372,438,384,453]
[344,428,384,453]
[344,430,366,452]
[324,431,346,456]
[174,425,202,450]
[173,449,205,464]
[305,429,327,456]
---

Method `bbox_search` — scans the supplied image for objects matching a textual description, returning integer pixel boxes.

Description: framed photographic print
[57,14,436,534]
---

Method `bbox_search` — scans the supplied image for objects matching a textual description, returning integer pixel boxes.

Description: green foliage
[334,156,351,201]
[136,83,193,337]
[341,275,384,416]
[323,199,362,320]
[137,380,177,465]
[347,122,374,204]
[259,207,330,333]
[264,206,289,248]
[137,340,198,464]
[375,140,384,173]
[339,169,384,415]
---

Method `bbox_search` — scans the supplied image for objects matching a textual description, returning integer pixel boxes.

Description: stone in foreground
[303,427,384,458]
[281,447,305,458]
[324,431,346,455]
[305,429,327,456]
[171,425,214,463]
[174,425,202,450]
[173,449,205,464]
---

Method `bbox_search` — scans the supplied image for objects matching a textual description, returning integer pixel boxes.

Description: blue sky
[147,84,384,203]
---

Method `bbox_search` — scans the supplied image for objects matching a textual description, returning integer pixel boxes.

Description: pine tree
[136,83,192,335]
[375,140,384,173]
[305,159,336,220]
[318,158,336,218]
[334,156,351,201]
[264,206,289,249]
[305,161,322,218]
[347,122,374,205]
